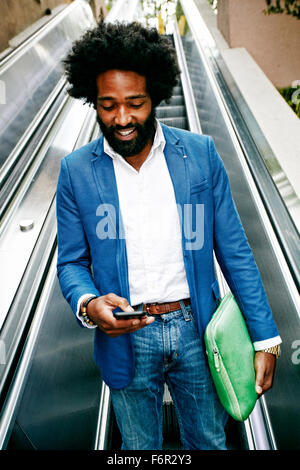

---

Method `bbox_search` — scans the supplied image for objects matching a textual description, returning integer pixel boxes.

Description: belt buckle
[146,302,160,315]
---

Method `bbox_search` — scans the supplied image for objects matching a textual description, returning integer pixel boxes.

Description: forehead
[96,69,147,97]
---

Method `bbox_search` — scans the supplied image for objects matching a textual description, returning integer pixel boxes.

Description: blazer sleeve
[209,137,280,343]
[56,157,100,323]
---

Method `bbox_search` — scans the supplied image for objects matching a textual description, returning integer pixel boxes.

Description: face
[96,70,155,158]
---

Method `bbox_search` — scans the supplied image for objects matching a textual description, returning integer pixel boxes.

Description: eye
[100,104,114,111]
[129,102,144,109]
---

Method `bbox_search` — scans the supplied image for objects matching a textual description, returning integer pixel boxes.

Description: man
[56,21,281,450]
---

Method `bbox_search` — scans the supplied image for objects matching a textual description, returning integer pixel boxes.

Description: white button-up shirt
[105,120,190,306]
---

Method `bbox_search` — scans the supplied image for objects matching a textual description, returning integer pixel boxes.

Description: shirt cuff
[76,293,98,329]
[253,335,282,351]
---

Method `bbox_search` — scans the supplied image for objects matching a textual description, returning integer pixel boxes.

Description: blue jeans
[110,301,228,450]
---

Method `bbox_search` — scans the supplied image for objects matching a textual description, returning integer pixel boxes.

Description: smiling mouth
[115,127,137,140]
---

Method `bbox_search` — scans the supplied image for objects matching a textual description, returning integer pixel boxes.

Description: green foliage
[176,0,184,20]
[278,85,300,118]
[264,0,300,19]
[105,0,113,13]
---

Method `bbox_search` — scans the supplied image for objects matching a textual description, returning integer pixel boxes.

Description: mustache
[116,123,135,128]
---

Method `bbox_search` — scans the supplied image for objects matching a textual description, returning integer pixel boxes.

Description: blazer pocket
[211,279,220,302]
[190,179,209,194]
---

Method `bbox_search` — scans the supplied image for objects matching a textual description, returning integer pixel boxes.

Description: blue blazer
[56,123,279,389]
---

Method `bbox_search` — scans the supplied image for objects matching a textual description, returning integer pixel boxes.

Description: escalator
[3,75,244,452]
[0,0,299,451]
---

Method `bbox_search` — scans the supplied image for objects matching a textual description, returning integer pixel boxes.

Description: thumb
[105,293,134,312]
[255,366,265,395]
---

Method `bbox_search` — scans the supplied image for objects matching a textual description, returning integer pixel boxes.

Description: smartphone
[113,310,146,320]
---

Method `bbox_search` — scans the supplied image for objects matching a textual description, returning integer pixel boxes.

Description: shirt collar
[103,118,166,162]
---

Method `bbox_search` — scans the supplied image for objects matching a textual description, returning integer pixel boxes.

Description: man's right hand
[84,293,155,337]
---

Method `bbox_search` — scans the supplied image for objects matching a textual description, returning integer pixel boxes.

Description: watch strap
[262,344,281,358]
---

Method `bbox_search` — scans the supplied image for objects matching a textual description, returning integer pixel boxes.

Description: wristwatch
[80,295,97,326]
[262,345,281,358]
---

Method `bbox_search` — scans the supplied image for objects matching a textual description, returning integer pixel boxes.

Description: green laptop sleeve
[204,292,258,421]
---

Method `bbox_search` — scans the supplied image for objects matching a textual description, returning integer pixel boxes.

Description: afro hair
[63,21,181,109]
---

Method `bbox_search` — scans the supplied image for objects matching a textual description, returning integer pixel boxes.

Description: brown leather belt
[133,298,191,315]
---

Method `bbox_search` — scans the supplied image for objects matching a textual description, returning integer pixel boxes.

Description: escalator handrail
[0,79,68,209]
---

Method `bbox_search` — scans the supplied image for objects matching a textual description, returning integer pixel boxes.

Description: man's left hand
[254,351,277,396]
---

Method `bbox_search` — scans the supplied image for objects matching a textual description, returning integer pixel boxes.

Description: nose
[114,105,132,127]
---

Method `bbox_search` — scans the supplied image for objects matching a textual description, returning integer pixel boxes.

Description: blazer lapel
[161,123,190,211]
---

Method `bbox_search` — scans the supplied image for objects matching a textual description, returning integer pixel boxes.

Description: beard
[97,108,156,158]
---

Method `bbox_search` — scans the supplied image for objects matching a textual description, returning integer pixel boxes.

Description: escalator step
[156,105,186,119]
[160,95,185,106]
[172,85,182,95]
[158,117,188,129]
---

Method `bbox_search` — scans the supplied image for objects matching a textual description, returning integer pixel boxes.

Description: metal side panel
[6,254,101,450]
